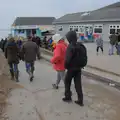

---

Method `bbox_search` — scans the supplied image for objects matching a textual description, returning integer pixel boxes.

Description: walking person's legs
[9,63,14,80]
[96,46,99,55]
[63,70,73,102]
[100,46,103,53]
[13,63,19,82]
[25,62,33,82]
[53,71,65,89]
[74,70,84,106]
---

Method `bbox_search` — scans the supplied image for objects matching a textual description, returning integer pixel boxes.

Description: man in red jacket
[51,34,67,89]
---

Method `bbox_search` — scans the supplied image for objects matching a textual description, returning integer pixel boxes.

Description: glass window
[117,26,119,28]
[113,26,116,28]
[117,29,120,33]
[58,26,63,31]
[70,28,73,31]
[110,26,112,28]
[94,28,102,33]
[110,29,116,34]
[74,28,78,32]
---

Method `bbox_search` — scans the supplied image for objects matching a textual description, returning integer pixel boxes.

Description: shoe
[62,97,72,102]
[52,84,59,89]
[75,101,84,107]
[30,76,34,82]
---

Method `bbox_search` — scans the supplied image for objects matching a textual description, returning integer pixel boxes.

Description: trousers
[25,61,35,74]
[64,69,83,103]
[56,71,65,85]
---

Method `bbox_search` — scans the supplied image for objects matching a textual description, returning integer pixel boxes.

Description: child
[96,35,103,55]
[51,34,67,89]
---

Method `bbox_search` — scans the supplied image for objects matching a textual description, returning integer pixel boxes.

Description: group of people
[1,36,40,82]
[95,33,120,55]
[1,31,87,107]
[51,31,87,106]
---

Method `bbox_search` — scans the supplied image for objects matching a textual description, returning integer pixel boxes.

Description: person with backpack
[51,34,67,89]
[62,31,87,106]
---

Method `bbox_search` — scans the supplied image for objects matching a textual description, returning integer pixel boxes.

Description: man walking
[21,36,40,82]
[62,31,87,107]
[5,37,20,82]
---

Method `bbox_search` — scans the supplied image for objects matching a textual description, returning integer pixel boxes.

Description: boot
[75,100,84,107]
[62,97,72,102]
[14,71,19,82]
[10,70,14,80]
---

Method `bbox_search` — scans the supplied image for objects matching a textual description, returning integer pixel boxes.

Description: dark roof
[54,2,120,24]
[13,17,56,26]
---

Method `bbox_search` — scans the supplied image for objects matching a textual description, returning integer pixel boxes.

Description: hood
[66,31,77,45]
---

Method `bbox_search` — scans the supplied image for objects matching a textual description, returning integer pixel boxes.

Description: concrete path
[3,60,120,120]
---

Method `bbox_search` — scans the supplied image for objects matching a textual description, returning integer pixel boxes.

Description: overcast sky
[0,0,119,37]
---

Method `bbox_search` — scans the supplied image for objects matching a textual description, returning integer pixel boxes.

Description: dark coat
[5,41,19,64]
[65,31,80,70]
[21,41,40,62]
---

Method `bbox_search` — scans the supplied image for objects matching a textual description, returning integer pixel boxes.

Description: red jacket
[51,40,67,71]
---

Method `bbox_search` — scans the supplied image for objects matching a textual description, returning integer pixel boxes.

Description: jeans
[25,61,35,75]
[8,62,19,80]
[64,69,83,103]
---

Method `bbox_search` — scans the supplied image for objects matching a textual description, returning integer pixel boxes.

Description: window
[110,29,116,34]
[74,28,78,32]
[70,28,73,31]
[94,28,102,33]
[117,29,120,33]
[109,25,120,34]
[58,26,63,31]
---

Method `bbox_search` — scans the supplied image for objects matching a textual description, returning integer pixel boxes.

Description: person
[4,37,20,82]
[96,34,103,55]
[109,33,117,55]
[17,39,22,49]
[0,39,4,50]
[21,36,40,82]
[51,34,67,89]
[62,31,87,107]
[43,36,48,49]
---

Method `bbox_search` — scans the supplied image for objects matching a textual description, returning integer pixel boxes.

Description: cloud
[0,0,119,37]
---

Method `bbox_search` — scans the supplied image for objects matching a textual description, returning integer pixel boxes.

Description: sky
[0,0,119,37]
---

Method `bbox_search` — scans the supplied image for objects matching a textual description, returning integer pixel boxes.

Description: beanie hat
[52,34,63,43]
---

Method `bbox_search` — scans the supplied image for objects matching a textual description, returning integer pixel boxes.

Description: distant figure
[51,34,67,89]
[0,39,4,50]
[109,33,117,55]
[96,35,103,55]
[21,36,40,82]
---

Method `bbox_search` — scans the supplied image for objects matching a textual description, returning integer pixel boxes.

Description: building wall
[55,22,120,42]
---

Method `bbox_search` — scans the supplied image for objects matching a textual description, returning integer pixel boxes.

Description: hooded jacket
[5,41,19,64]
[51,40,67,71]
[65,31,80,70]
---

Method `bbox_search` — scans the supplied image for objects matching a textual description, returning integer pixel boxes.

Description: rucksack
[72,42,87,68]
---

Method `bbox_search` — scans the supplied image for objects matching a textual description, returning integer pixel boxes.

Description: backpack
[72,42,87,68]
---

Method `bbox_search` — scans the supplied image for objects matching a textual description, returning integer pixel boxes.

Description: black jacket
[65,31,80,70]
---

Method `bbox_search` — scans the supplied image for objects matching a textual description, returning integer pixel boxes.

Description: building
[11,17,56,38]
[53,2,120,42]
